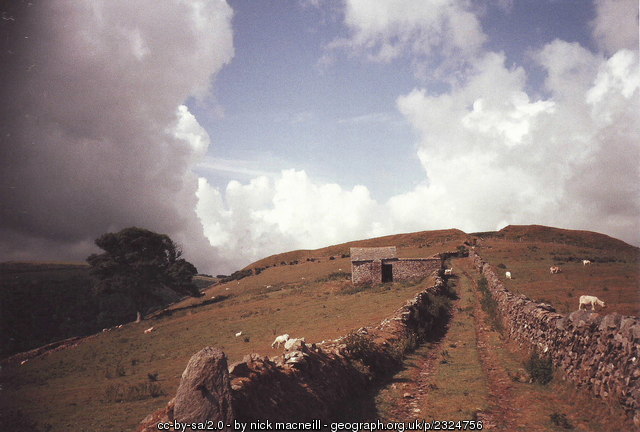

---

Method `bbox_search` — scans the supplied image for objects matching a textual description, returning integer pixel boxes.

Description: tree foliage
[87,227,199,321]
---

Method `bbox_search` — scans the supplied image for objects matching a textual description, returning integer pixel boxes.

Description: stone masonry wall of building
[393,259,442,282]
[351,260,377,284]
[471,250,640,426]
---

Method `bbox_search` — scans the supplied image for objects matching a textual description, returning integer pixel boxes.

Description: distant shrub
[549,412,573,429]
[525,351,553,384]
[147,372,159,382]
[342,331,387,373]
[425,293,451,321]
[104,361,127,379]
[316,272,351,283]
[220,269,252,283]
[343,331,376,360]
[389,333,418,360]
[456,245,469,256]
[103,382,165,403]
[339,283,369,295]
[341,253,350,258]
[477,276,488,292]
[115,361,126,377]
[329,256,335,260]
[477,277,502,332]
[497,263,507,269]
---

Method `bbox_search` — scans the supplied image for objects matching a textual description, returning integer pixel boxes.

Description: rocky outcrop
[137,275,450,430]
[471,251,640,426]
[173,347,234,425]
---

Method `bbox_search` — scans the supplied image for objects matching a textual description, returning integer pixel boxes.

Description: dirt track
[375,257,637,431]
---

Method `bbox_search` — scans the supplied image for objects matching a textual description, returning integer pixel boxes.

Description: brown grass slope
[246,228,469,270]
[475,224,638,252]
[0,225,638,432]
[471,225,639,316]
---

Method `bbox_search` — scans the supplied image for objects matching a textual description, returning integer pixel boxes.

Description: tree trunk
[136,311,142,323]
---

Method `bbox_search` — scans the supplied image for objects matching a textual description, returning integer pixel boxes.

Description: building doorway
[382,263,393,282]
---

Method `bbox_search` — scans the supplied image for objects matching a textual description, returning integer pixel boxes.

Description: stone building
[350,247,442,284]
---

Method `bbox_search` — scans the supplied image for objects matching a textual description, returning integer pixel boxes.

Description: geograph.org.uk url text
[157,419,483,431]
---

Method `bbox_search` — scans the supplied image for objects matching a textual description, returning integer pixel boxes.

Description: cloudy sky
[1,0,638,273]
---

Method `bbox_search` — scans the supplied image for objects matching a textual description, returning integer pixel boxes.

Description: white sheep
[505,271,512,279]
[235,331,242,337]
[144,326,155,334]
[582,259,592,266]
[579,295,606,311]
[444,268,453,275]
[271,333,289,349]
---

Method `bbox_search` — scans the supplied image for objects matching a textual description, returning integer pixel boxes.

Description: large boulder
[173,347,235,426]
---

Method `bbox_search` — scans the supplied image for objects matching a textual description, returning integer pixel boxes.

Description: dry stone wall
[137,275,449,430]
[471,251,640,426]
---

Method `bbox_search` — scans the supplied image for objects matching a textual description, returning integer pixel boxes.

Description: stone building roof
[350,247,397,262]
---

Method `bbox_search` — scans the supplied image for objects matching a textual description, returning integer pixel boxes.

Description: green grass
[419,271,489,420]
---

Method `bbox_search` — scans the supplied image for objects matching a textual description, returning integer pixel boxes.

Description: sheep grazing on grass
[144,326,155,334]
[505,271,512,279]
[235,331,243,337]
[582,259,592,266]
[444,268,453,276]
[271,333,289,349]
[550,266,561,274]
[579,295,606,311]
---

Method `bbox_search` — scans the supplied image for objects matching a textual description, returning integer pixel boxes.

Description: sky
[1,0,638,274]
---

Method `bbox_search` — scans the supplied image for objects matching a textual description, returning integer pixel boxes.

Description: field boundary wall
[137,273,451,430]
[471,250,639,425]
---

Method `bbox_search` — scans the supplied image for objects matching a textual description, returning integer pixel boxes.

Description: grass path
[375,259,490,422]
[373,257,636,431]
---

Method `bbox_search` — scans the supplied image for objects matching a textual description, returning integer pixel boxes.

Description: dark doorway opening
[382,263,393,282]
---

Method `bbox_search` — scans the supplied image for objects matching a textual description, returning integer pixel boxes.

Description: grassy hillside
[246,228,469,270]
[0,263,218,358]
[474,227,639,316]
[0,226,638,432]
[0,262,98,357]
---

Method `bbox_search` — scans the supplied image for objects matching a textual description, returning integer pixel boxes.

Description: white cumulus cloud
[196,170,387,265]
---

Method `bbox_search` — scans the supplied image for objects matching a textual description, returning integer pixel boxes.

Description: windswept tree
[87,227,200,323]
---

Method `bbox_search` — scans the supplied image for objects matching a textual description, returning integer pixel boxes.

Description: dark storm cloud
[0,0,234,272]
